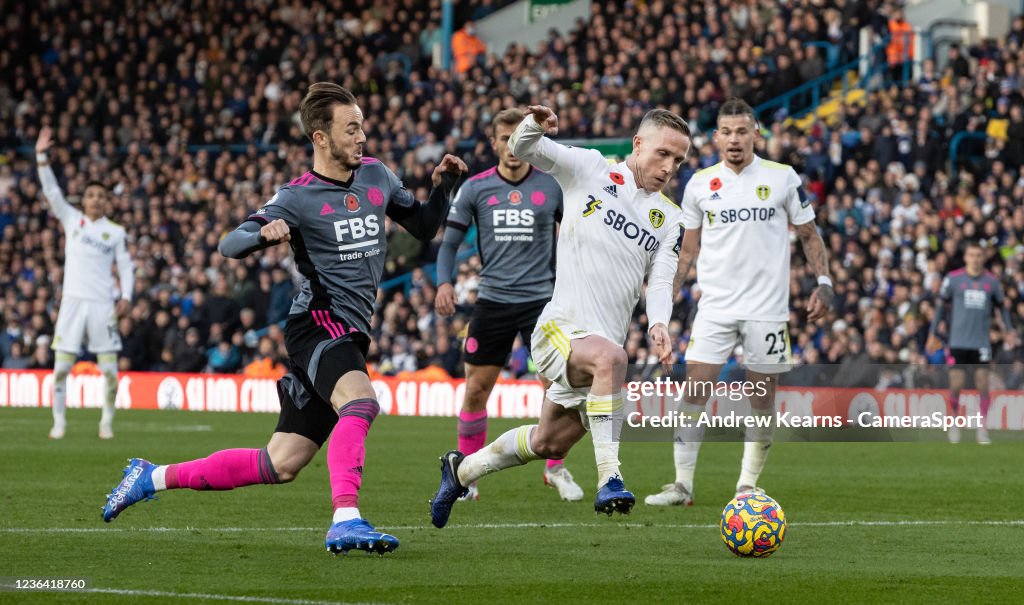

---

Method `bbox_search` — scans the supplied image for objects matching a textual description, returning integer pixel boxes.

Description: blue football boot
[102,458,156,522]
[325,518,399,556]
[430,450,468,528]
[594,475,635,515]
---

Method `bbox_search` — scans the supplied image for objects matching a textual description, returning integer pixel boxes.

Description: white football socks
[457,425,540,486]
[672,401,707,492]
[737,407,775,490]
[587,392,623,488]
[332,507,361,524]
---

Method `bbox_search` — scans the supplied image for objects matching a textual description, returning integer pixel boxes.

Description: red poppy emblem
[345,194,359,212]
[710,178,722,191]
[509,190,522,205]
[609,172,625,185]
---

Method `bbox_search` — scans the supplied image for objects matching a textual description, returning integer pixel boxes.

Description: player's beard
[328,138,362,171]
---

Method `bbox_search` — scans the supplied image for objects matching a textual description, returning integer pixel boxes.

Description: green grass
[2,407,1023,604]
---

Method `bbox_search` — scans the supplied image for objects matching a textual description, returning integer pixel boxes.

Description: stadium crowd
[1,0,1022,389]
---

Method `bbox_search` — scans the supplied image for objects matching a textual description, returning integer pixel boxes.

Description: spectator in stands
[886,7,914,82]
[452,21,487,74]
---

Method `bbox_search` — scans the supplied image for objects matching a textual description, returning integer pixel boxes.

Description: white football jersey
[508,117,683,345]
[38,165,134,303]
[681,155,815,321]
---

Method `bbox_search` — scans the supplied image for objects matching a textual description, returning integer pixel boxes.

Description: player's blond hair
[638,109,691,139]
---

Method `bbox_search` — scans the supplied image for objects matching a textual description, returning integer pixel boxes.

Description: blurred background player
[435,108,582,502]
[431,105,689,527]
[101,83,466,556]
[927,242,1017,444]
[646,98,833,507]
[35,126,134,440]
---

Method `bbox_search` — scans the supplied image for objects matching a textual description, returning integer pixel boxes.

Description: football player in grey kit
[102,82,467,555]
[927,242,1017,444]
[435,109,583,502]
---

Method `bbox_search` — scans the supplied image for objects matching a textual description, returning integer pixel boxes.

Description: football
[720,492,787,557]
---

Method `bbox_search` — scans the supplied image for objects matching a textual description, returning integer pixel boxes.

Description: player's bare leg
[947,367,967,443]
[736,369,780,495]
[646,360,721,506]
[535,374,584,500]
[974,367,991,444]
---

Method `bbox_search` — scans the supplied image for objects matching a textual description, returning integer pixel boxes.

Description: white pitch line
[2,520,1022,534]
[59,587,375,605]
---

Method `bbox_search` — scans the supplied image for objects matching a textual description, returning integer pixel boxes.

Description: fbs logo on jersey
[649,209,665,228]
[582,195,603,217]
[509,190,523,205]
[756,185,771,201]
[345,194,360,212]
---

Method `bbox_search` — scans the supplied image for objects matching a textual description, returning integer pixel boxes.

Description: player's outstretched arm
[219,219,290,259]
[35,126,79,224]
[794,221,833,323]
[507,105,581,179]
[390,154,467,241]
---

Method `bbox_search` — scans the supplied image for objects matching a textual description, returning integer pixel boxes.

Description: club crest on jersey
[102,232,110,240]
[756,185,771,201]
[508,190,523,205]
[649,209,665,228]
[582,195,602,217]
[345,194,360,212]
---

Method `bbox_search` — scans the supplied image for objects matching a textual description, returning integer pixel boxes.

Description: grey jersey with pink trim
[936,269,1005,350]
[248,160,419,335]
[446,166,563,303]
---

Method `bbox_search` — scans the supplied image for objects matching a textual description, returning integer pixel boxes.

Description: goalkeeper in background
[35,126,134,440]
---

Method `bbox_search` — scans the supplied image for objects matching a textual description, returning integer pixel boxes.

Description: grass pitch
[2,407,1022,604]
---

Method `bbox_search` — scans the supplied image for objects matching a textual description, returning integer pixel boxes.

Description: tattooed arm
[793,221,833,322]
[672,228,701,297]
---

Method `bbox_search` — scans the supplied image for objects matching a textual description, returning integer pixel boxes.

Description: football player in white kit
[36,127,134,440]
[645,98,833,506]
[431,106,689,526]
